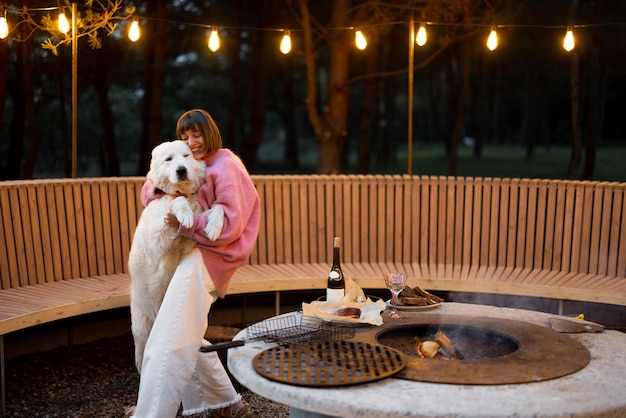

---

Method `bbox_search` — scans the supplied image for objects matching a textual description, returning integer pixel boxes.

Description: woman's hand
[164,212,180,228]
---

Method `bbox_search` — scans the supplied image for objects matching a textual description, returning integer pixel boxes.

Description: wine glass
[383,272,407,319]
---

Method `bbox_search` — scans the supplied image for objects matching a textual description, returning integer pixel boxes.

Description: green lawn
[399,144,626,182]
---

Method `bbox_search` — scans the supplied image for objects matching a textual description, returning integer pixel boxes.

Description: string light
[0,10,8,39]
[208,27,220,52]
[280,30,291,54]
[355,29,367,50]
[58,9,70,34]
[486,26,498,51]
[415,23,427,46]
[4,6,623,55]
[128,18,140,42]
[563,27,575,51]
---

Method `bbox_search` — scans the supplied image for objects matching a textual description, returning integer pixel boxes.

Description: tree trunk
[0,34,7,172]
[225,0,243,150]
[281,53,299,169]
[22,36,37,179]
[300,0,350,174]
[522,67,539,161]
[582,33,602,180]
[243,1,270,170]
[7,32,27,179]
[138,0,167,174]
[567,49,582,179]
[357,37,379,174]
[94,45,120,176]
[448,42,470,176]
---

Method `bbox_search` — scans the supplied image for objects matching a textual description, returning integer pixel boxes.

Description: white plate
[386,300,443,311]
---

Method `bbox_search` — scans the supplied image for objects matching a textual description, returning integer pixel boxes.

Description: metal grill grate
[252,340,407,387]
[246,314,354,345]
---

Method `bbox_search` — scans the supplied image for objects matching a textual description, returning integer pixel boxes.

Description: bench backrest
[1,175,625,291]
[251,175,626,278]
[0,177,145,290]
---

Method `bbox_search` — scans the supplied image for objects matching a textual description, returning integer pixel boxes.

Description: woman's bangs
[177,114,200,137]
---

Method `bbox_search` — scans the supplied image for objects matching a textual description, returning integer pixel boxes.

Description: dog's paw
[204,205,224,241]
[170,196,195,228]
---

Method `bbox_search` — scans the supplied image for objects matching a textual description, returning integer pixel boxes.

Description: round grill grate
[252,340,406,387]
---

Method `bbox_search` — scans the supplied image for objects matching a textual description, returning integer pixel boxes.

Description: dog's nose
[176,166,188,181]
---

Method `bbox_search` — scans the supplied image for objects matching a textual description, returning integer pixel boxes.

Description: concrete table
[227,302,626,418]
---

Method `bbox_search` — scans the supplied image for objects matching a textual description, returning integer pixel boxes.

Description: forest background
[1,0,625,181]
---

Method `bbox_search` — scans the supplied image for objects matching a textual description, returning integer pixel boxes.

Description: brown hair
[176,109,223,156]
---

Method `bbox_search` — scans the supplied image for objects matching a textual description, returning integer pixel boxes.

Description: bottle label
[326,288,345,302]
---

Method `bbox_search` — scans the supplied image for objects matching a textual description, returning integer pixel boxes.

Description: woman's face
[179,128,206,160]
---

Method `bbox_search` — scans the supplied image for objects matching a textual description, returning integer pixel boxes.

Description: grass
[258,141,626,182]
[399,144,626,182]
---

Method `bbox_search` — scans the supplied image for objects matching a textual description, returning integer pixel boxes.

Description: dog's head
[147,140,206,195]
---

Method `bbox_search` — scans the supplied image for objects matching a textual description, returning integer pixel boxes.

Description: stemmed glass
[384,272,407,319]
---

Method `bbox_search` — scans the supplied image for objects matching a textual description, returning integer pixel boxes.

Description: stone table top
[227,302,626,418]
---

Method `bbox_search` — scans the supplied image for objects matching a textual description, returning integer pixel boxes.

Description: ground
[3,333,288,417]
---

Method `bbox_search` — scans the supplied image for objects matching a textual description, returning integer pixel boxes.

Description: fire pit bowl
[355,314,590,385]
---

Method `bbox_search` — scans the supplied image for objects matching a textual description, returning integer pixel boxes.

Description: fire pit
[366,314,590,384]
[227,303,626,418]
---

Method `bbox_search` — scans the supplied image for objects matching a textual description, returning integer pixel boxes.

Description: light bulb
[416,24,427,47]
[486,27,498,51]
[0,15,8,39]
[280,31,291,54]
[128,19,140,42]
[563,28,575,51]
[208,28,220,52]
[355,30,367,50]
[58,12,70,34]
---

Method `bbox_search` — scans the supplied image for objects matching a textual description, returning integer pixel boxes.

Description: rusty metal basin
[353,314,590,385]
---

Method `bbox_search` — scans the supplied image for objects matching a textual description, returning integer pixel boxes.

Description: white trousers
[133,249,240,417]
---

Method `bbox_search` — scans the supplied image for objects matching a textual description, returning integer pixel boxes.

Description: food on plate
[398,285,444,306]
[334,307,361,318]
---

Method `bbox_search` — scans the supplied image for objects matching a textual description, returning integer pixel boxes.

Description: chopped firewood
[414,332,464,360]
[416,338,441,358]
[398,285,444,306]
[435,330,465,359]
[399,296,429,306]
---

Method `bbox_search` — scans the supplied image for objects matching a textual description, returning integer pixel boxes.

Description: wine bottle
[326,236,345,302]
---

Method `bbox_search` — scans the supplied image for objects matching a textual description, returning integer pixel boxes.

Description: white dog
[128,140,224,372]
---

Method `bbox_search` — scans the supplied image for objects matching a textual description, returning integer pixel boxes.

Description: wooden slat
[608,185,625,277]
[419,176,430,266]
[393,175,404,264]
[560,182,576,273]
[0,185,11,289]
[401,175,413,264]
[35,185,54,284]
[428,176,439,266]
[597,183,614,276]
[409,175,421,269]
[489,178,501,268]
[553,181,567,271]
[453,177,465,266]
[444,177,455,267]
[577,182,594,273]
[11,186,29,287]
[469,177,481,267]
[434,176,446,266]
[511,179,527,277]
[523,179,538,271]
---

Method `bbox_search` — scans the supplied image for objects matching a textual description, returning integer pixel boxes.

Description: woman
[130,109,260,418]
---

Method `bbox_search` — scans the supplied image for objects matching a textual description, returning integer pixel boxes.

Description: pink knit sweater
[141,149,260,297]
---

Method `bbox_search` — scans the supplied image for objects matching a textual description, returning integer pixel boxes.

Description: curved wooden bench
[1,174,625,412]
